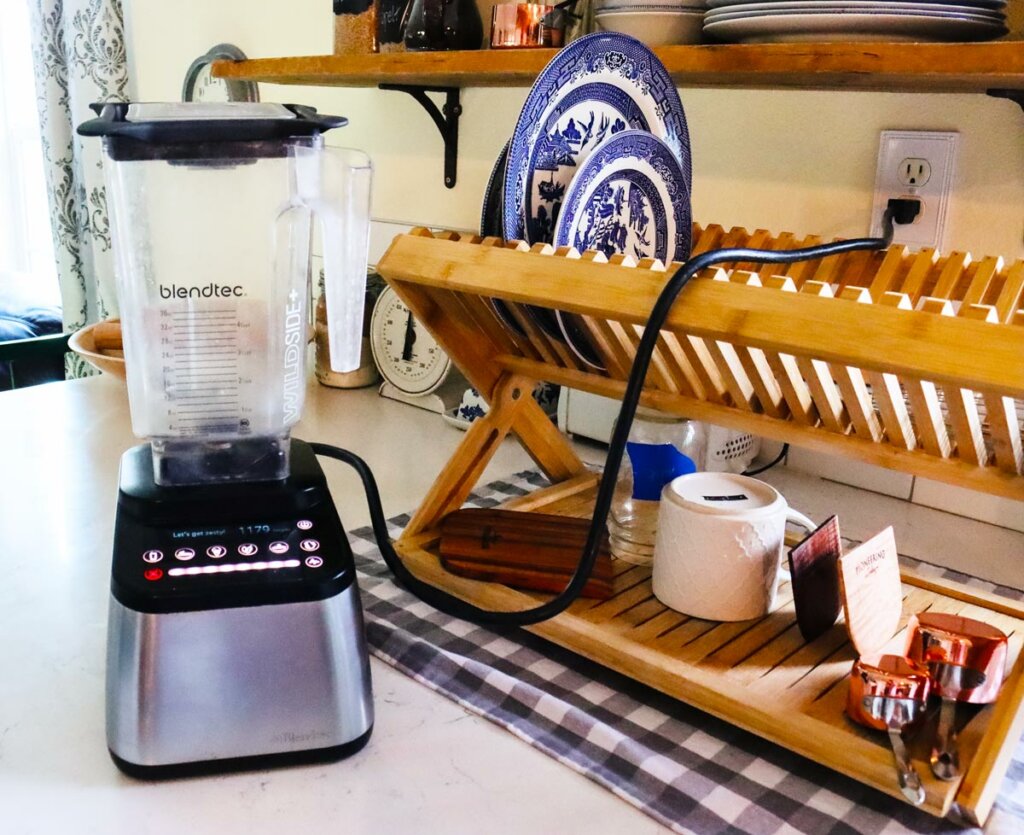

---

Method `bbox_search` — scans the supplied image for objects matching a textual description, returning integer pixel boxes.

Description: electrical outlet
[870,130,959,250]
[897,157,931,188]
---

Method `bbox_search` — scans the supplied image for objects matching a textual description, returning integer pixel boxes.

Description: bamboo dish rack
[375,225,1024,824]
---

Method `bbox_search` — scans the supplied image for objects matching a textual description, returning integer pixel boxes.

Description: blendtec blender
[79,102,374,777]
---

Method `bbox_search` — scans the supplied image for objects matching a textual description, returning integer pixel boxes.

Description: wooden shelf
[213,42,1024,94]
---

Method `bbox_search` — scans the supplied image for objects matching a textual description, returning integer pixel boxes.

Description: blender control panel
[139,518,329,579]
[112,503,355,612]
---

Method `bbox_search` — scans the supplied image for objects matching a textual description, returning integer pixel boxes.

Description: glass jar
[315,269,383,389]
[609,408,706,566]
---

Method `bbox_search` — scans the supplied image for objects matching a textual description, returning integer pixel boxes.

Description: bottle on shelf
[403,0,484,50]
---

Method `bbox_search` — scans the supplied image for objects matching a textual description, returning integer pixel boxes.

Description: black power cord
[313,204,911,627]
[743,443,789,477]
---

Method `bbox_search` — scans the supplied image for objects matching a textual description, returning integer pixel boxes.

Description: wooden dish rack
[375,225,1024,824]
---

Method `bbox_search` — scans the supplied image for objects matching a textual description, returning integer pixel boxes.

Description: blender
[78,102,374,777]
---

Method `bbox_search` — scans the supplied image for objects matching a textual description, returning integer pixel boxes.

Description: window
[0,1,60,306]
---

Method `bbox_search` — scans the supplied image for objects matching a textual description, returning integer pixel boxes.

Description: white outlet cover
[870,130,959,250]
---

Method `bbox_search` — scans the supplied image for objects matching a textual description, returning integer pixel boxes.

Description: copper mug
[904,612,1008,705]
[847,654,931,805]
[848,654,932,731]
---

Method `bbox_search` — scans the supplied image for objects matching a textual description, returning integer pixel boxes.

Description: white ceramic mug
[651,472,816,622]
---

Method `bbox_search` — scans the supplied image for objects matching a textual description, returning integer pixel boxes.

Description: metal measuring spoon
[861,695,927,806]
[927,662,986,782]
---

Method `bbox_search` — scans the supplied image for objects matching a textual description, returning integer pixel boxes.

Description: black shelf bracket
[379,84,462,189]
[987,88,1024,114]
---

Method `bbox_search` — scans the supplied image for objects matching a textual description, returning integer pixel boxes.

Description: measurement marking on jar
[163,308,249,430]
[178,417,240,423]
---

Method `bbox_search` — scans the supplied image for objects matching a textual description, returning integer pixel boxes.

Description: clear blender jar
[80,103,371,485]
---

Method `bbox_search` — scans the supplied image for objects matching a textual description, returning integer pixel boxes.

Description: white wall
[124,0,1024,257]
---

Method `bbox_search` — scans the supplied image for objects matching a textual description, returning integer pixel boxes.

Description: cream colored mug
[652,472,816,622]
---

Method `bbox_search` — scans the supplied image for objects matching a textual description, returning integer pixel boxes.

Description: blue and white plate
[504,32,690,246]
[553,129,692,368]
[502,32,691,339]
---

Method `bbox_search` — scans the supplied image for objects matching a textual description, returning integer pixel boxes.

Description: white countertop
[1,375,1021,834]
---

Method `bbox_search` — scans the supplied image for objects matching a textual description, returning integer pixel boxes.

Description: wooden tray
[395,476,1024,824]
[376,225,1024,823]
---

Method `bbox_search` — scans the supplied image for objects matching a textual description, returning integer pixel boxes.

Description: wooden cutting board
[439,508,614,599]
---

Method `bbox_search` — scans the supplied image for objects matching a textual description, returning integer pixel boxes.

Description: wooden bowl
[69,319,126,380]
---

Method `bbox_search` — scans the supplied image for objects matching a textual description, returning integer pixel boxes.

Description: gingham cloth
[347,470,1024,835]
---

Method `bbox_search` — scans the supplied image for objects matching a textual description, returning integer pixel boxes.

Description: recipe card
[838,526,903,656]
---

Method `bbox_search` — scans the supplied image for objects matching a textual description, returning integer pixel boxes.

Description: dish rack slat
[375,225,1024,824]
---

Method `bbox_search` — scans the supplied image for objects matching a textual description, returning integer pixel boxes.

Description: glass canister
[315,270,384,388]
[609,407,706,565]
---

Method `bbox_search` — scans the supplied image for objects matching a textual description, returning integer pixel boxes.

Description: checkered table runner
[347,470,1024,835]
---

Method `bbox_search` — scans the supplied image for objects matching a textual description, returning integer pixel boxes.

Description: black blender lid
[77,102,347,144]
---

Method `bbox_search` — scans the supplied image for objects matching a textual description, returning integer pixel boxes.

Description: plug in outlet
[870,130,958,249]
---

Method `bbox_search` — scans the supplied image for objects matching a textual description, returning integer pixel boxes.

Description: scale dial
[370,286,451,396]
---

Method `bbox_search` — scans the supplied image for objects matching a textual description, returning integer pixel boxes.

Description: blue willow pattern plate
[502,32,691,340]
[503,32,691,247]
[553,130,692,368]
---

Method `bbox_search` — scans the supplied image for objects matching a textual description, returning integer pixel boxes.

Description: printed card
[838,527,903,656]
[788,515,842,642]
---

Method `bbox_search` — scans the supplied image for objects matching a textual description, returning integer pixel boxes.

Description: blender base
[106,441,374,778]
[109,724,373,780]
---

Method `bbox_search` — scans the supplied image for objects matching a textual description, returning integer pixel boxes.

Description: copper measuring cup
[905,612,1008,782]
[848,654,932,805]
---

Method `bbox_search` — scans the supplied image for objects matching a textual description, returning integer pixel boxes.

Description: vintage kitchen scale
[369,283,468,414]
[372,225,1024,826]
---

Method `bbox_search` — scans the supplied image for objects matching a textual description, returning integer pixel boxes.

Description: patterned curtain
[29,0,128,378]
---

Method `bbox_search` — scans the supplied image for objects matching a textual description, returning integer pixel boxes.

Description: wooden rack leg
[403,373,548,537]
[385,275,586,536]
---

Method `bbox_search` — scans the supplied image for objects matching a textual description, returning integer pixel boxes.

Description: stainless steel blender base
[106,584,373,777]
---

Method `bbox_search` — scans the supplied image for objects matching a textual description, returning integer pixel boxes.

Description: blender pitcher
[79,103,372,485]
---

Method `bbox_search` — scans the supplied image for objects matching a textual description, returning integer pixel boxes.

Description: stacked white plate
[595,0,708,45]
[702,0,1008,42]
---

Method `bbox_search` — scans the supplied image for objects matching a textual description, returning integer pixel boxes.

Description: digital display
[237,523,293,536]
[169,522,294,540]
[171,528,227,541]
